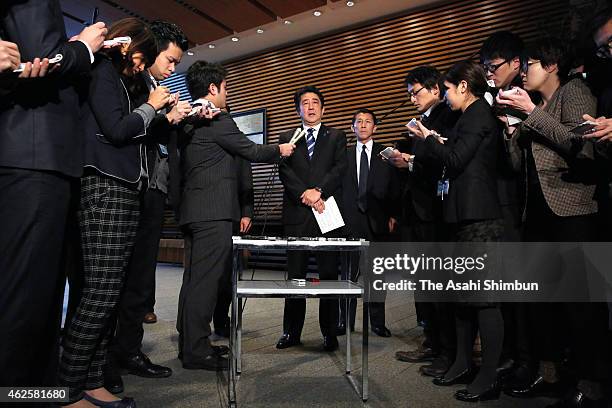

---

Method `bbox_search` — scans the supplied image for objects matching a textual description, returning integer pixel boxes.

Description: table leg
[237,297,242,374]
[229,248,239,405]
[362,299,369,401]
[345,251,351,374]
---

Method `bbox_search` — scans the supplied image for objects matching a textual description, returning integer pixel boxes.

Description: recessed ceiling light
[208,44,215,49]
[231,37,239,42]
[346,1,355,6]
[256,28,264,34]
[313,10,322,17]
[284,20,292,25]
[187,51,194,56]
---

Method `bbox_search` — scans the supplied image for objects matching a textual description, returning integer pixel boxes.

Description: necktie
[306,128,315,160]
[358,144,369,212]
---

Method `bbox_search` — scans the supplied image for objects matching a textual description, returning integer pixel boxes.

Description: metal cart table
[228,237,370,407]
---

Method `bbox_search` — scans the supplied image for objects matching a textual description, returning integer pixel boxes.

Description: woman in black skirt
[59,18,169,408]
[400,60,505,402]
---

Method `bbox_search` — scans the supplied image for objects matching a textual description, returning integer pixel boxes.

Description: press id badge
[437,179,449,199]
[437,167,449,200]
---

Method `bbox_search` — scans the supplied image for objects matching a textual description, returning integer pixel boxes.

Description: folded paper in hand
[312,196,345,234]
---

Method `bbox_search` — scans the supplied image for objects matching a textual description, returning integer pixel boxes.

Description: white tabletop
[237,280,363,296]
[232,236,369,250]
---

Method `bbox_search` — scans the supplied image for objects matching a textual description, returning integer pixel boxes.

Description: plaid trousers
[59,173,140,403]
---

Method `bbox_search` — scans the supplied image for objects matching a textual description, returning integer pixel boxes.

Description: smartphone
[379,146,395,159]
[570,121,597,135]
[405,118,418,129]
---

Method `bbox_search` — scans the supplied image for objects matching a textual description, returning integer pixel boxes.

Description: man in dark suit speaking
[276,86,347,352]
[340,108,399,338]
[176,61,295,371]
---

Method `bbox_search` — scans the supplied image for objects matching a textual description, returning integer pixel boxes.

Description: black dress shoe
[505,375,567,399]
[455,383,501,402]
[178,345,229,361]
[496,358,515,378]
[323,335,339,352]
[372,326,391,337]
[336,323,355,336]
[182,354,229,371]
[276,333,302,349]
[395,348,437,363]
[120,352,172,378]
[104,375,124,395]
[212,345,229,356]
[433,368,476,386]
[214,326,230,338]
[419,356,450,378]
[83,394,136,408]
[546,389,609,408]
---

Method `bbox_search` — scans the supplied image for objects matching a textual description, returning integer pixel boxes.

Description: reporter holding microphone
[175,61,295,371]
[59,18,165,408]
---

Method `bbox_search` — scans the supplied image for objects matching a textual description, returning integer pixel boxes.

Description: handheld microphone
[289,128,307,145]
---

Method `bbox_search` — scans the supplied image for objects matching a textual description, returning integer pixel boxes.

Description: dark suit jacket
[236,157,254,218]
[395,102,459,222]
[342,142,400,239]
[279,124,347,227]
[0,0,91,177]
[424,98,501,223]
[81,56,148,183]
[178,112,280,225]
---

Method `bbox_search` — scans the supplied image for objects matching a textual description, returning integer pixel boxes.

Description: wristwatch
[314,186,324,196]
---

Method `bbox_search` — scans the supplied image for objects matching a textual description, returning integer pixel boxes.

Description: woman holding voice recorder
[389,60,505,402]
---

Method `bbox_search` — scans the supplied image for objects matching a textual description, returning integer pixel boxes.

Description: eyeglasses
[408,87,426,98]
[520,59,541,75]
[595,37,612,59]
[483,59,509,74]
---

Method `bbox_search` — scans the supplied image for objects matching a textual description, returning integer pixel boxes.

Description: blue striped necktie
[306,128,315,160]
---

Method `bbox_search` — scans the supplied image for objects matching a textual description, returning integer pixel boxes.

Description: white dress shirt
[302,122,322,142]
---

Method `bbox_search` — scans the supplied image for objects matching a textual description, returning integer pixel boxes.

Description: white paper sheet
[312,196,345,234]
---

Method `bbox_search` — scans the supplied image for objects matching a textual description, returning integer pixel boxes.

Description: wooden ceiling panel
[103,0,232,44]
[187,0,276,32]
[255,0,327,18]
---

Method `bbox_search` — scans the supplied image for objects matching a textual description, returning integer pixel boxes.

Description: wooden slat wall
[223,0,568,229]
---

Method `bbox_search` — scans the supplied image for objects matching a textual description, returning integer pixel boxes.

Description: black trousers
[400,217,455,357]
[213,222,240,331]
[177,220,232,362]
[340,209,386,329]
[522,185,608,381]
[113,188,166,357]
[283,217,340,337]
[0,167,72,387]
[339,251,386,329]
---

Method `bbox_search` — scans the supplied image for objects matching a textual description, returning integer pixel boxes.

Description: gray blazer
[506,79,598,217]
